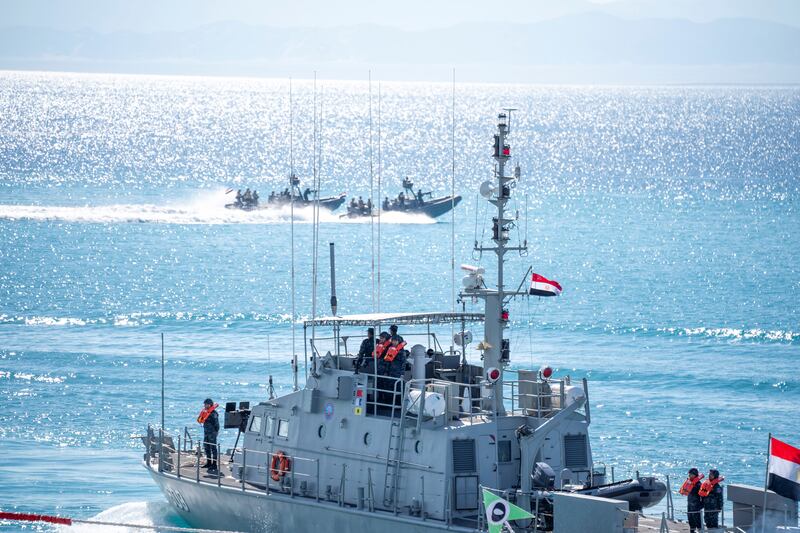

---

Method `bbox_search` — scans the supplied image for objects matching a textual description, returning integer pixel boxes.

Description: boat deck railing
[349,371,581,428]
[144,429,773,532]
[143,426,451,523]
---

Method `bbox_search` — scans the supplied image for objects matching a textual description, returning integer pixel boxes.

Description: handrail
[146,428,450,520]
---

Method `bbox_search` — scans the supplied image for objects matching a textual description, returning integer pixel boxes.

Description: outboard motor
[532,462,556,491]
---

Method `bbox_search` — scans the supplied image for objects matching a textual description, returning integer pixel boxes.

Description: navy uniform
[700,469,724,529]
[355,328,375,371]
[679,468,704,532]
[199,398,220,472]
[388,324,403,343]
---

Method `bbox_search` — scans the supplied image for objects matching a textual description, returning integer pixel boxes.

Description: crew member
[416,188,424,203]
[382,336,407,411]
[383,336,407,376]
[355,327,375,371]
[251,190,259,205]
[679,467,704,533]
[236,189,243,205]
[389,324,403,343]
[383,196,390,210]
[699,469,724,529]
[372,332,392,408]
[398,192,405,206]
[303,187,312,202]
[198,398,220,473]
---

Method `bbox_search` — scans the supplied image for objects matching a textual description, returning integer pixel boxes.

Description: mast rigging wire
[368,72,375,313]
[311,73,322,376]
[377,80,382,313]
[289,77,298,391]
[451,69,456,344]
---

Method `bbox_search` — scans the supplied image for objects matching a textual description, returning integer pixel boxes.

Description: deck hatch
[564,434,588,469]
[452,439,476,473]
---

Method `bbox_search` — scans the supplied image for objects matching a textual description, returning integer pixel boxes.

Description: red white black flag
[768,436,800,501]
[530,273,562,297]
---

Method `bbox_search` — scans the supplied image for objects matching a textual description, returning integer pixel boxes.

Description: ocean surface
[1,70,799,531]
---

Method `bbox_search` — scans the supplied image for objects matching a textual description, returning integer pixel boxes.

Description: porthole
[363,432,372,446]
[318,425,326,439]
[415,440,422,454]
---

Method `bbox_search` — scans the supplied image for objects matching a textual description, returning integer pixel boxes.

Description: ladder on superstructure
[382,380,408,509]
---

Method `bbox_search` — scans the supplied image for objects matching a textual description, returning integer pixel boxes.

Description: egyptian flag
[768,436,800,501]
[530,273,562,297]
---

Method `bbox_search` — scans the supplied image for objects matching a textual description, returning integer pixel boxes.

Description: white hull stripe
[770,454,800,483]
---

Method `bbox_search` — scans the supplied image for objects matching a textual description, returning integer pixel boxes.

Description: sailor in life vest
[383,336,407,378]
[197,398,220,473]
[679,467,704,533]
[372,332,391,372]
[699,469,724,530]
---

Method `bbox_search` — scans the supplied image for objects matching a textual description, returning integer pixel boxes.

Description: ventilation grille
[564,434,588,469]
[452,439,476,473]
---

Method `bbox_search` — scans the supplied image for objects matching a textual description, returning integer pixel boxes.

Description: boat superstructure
[144,112,667,532]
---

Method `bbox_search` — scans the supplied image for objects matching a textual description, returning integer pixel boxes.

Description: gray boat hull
[148,467,472,533]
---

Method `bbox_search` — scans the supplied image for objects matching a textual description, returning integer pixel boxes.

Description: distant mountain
[1,14,798,83]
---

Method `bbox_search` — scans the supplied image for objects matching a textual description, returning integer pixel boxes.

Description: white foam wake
[60,501,187,532]
[0,198,435,225]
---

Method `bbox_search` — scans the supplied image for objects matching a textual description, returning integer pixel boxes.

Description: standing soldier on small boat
[198,398,220,474]
[679,467,704,533]
[699,469,724,530]
[355,327,375,371]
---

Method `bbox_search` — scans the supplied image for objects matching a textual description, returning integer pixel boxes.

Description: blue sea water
[0,70,799,530]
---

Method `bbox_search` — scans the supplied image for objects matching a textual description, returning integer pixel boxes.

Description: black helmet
[709,468,720,479]
[389,324,398,332]
[379,331,390,340]
[204,398,213,406]
[688,467,699,476]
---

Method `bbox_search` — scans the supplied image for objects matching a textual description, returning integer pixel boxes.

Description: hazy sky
[5,0,800,31]
[2,0,798,83]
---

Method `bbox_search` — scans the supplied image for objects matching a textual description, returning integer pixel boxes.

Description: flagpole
[762,432,772,533]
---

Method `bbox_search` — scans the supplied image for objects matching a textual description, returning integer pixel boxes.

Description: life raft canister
[679,474,704,496]
[270,451,292,482]
[383,341,407,362]
[197,403,218,424]
[698,477,724,497]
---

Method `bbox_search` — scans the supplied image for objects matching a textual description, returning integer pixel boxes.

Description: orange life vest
[698,477,724,497]
[679,474,704,496]
[197,403,218,424]
[384,341,407,362]
[374,340,391,358]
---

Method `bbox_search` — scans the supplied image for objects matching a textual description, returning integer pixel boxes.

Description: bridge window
[248,415,263,434]
[277,419,289,438]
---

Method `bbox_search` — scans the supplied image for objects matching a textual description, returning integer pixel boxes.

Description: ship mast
[463,110,526,416]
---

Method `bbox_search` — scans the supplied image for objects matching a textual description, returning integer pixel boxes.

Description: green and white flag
[482,488,534,533]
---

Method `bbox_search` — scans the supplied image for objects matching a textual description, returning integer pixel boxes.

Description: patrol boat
[342,178,461,219]
[144,111,666,532]
[225,175,347,212]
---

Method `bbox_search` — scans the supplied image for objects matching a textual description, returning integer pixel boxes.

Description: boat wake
[59,501,189,532]
[0,190,435,225]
